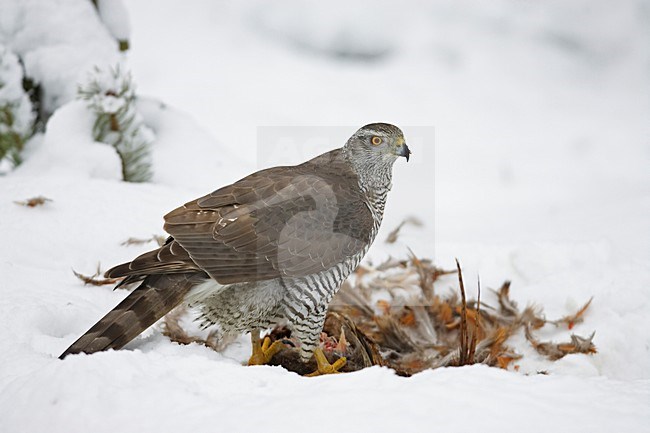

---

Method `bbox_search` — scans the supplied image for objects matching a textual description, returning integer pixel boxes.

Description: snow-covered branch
[78,65,154,182]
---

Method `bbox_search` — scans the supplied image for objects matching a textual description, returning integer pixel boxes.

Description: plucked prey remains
[60,123,410,374]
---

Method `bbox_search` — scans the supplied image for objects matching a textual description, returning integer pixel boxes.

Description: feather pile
[264,254,596,376]
[150,251,597,376]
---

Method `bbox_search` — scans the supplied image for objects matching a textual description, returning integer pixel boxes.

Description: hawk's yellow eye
[371,136,382,146]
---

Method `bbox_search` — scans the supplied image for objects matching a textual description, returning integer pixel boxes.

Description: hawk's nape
[59,123,410,374]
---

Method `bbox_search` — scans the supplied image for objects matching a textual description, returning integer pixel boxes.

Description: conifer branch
[78,65,154,182]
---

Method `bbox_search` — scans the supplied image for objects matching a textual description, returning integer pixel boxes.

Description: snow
[1,1,649,432]
[96,0,131,42]
[1,361,648,433]
[16,100,122,180]
[0,45,33,135]
[0,0,120,116]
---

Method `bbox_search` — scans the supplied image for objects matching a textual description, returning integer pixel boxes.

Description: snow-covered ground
[1,1,649,432]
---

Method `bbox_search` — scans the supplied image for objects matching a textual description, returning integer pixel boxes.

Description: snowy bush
[0,0,121,124]
[93,0,132,52]
[78,66,154,182]
[0,45,35,168]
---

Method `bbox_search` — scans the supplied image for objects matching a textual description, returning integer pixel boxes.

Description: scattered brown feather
[72,264,123,286]
[374,256,403,271]
[14,196,52,207]
[497,355,518,369]
[494,281,518,317]
[525,326,597,360]
[550,297,594,330]
[121,234,167,247]
[157,252,596,377]
[385,217,423,244]
[520,305,546,330]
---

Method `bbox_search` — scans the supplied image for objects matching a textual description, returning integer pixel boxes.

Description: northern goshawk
[60,123,410,375]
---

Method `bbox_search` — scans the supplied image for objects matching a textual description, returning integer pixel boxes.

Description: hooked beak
[397,143,411,162]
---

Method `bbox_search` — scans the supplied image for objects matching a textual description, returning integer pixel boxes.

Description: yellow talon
[306,348,347,377]
[248,335,284,366]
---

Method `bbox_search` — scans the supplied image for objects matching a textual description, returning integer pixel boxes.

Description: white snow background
[1,0,649,432]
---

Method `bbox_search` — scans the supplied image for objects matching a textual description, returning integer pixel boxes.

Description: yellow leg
[247,331,285,366]
[306,348,347,377]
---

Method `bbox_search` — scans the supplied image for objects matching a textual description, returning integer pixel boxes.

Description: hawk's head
[345,123,411,166]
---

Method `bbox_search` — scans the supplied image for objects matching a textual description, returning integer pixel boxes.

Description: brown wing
[162,153,373,285]
[104,235,200,283]
[107,150,373,285]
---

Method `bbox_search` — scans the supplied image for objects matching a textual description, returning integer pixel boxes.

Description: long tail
[59,272,204,359]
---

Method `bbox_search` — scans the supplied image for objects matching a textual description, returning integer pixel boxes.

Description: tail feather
[59,272,205,359]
